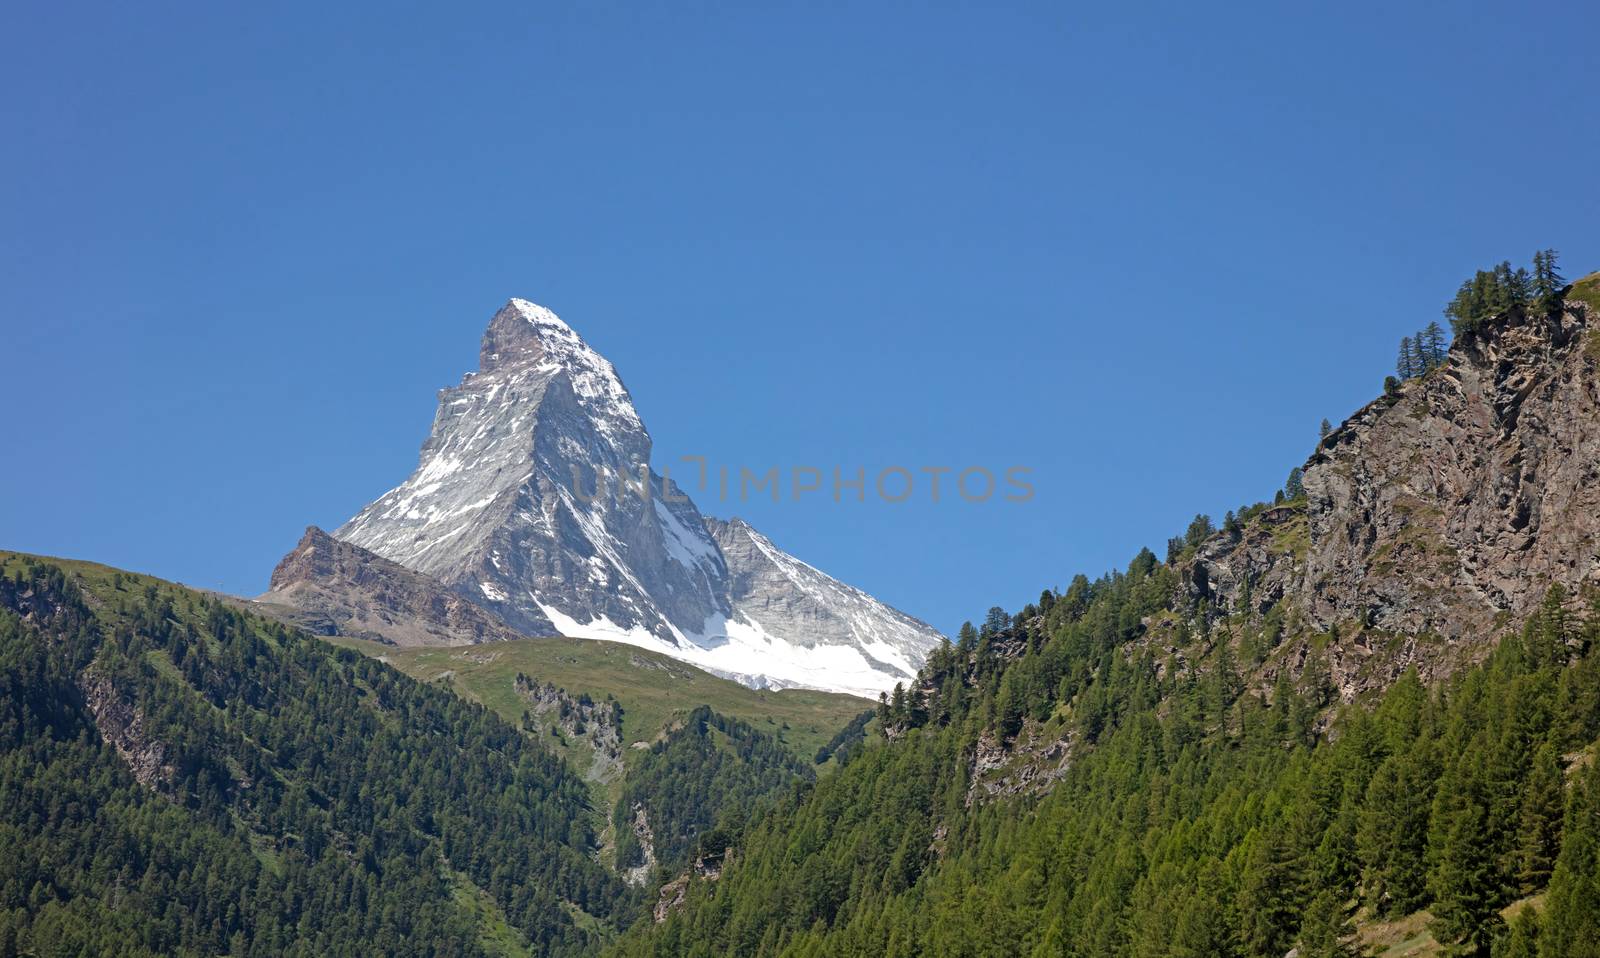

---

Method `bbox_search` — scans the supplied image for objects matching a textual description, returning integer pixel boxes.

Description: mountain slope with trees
[0,553,636,957]
[612,561,1600,958]
[610,265,1600,958]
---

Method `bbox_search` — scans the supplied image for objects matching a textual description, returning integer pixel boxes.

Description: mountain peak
[315,298,944,693]
[479,298,574,370]
[475,299,643,432]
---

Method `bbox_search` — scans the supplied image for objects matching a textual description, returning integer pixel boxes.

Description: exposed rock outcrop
[624,803,657,888]
[651,847,732,922]
[514,674,624,782]
[77,671,176,792]
[1188,292,1599,670]
[257,526,521,647]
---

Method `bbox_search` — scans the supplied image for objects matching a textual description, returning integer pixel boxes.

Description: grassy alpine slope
[333,635,870,769]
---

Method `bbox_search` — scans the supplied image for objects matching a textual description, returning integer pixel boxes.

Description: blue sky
[3,0,1597,636]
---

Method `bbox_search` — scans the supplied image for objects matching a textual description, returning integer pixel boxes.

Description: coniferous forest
[0,557,634,957]
[611,562,1600,958]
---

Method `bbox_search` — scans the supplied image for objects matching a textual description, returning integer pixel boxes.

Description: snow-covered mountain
[315,298,942,695]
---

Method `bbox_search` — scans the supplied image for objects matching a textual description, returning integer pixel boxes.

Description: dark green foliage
[1515,743,1564,892]
[1446,250,1565,335]
[1400,335,1418,379]
[1424,320,1450,367]
[0,558,632,957]
[1398,323,1449,380]
[610,566,1600,958]
[1495,906,1540,958]
[1540,759,1600,957]
[814,709,874,765]
[1430,800,1505,955]
[613,706,814,873]
[1236,828,1301,957]
[1297,889,1359,958]
[1357,752,1433,915]
[1532,249,1565,316]
[1284,466,1305,501]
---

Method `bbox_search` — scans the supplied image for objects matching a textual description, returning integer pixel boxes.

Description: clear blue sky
[3,0,1596,636]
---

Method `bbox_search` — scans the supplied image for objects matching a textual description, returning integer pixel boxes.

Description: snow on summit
[333,298,944,695]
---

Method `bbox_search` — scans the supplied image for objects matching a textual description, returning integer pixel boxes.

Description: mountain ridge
[273,298,944,695]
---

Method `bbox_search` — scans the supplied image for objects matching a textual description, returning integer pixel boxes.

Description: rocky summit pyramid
[279,299,942,695]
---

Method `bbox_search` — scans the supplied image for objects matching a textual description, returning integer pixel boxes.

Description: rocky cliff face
[274,299,942,694]
[258,526,523,646]
[335,299,727,642]
[1188,285,1600,671]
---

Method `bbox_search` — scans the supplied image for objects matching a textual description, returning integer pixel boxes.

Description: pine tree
[1320,418,1333,440]
[1507,268,1533,308]
[1414,329,1431,374]
[1184,514,1215,547]
[1533,249,1565,317]
[1399,336,1417,378]
[1492,262,1516,311]
[1540,760,1600,957]
[1430,800,1506,956]
[1424,321,1449,369]
[1497,906,1540,958]
[1284,467,1305,500]
[1297,889,1358,958]
[1515,742,1564,893]
[1358,755,1431,915]
[1237,827,1303,958]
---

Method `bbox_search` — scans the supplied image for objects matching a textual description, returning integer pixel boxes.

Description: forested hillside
[0,554,635,956]
[612,273,1600,958]
[613,561,1600,957]
[614,706,817,879]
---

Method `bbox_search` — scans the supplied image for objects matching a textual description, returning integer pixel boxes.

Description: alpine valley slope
[265,299,942,696]
[607,272,1600,958]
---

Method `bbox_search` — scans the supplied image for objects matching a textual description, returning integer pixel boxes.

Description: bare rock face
[624,803,657,888]
[1182,504,1307,617]
[77,671,175,792]
[334,299,726,644]
[257,527,521,647]
[276,298,944,694]
[1190,291,1599,670]
[514,674,624,782]
[1300,301,1600,638]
